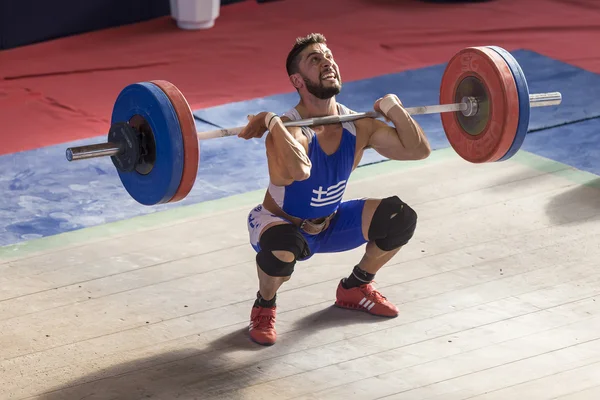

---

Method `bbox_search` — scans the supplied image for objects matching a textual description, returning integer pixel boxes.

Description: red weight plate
[440,47,520,163]
[150,80,199,202]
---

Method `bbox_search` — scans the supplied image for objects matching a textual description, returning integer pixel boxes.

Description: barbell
[64,45,562,206]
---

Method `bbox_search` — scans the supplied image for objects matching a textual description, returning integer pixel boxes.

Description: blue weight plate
[111,82,184,205]
[487,46,531,161]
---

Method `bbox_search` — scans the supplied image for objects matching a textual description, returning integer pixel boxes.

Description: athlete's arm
[264,112,311,183]
[366,94,431,161]
[238,111,311,184]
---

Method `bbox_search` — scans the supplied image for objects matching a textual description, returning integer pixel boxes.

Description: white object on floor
[170,0,221,30]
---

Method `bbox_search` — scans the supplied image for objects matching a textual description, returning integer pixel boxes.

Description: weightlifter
[238,33,431,346]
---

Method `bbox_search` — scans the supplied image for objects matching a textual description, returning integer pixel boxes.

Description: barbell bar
[65,91,561,162]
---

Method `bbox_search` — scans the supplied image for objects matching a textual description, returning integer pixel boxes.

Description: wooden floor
[2,150,600,400]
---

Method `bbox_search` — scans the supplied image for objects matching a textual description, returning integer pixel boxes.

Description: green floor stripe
[1,147,597,260]
[510,151,600,188]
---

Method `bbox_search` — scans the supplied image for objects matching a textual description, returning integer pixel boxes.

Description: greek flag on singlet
[310,180,347,207]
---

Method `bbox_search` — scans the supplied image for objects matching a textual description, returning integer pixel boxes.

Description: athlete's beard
[303,75,342,99]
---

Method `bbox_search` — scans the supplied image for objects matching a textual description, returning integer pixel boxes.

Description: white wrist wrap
[264,112,280,131]
[380,96,400,116]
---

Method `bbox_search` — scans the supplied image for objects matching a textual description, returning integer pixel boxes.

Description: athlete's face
[293,43,342,99]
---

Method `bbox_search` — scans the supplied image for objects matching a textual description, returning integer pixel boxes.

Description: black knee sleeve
[368,196,417,251]
[256,224,310,277]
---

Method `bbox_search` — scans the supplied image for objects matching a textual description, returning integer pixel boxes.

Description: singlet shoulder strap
[281,108,314,140]
[335,103,357,136]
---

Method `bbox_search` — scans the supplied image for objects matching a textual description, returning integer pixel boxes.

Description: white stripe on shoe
[356,297,378,311]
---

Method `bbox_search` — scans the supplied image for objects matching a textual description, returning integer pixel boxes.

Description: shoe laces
[252,308,275,330]
[362,281,387,303]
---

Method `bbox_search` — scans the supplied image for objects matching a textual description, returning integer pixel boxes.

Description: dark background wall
[0,0,247,50]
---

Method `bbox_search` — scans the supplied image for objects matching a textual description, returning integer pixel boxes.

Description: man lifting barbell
[64,34,562,346]
[237,33,431,346]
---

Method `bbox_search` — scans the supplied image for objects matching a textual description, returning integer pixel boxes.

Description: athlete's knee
[256,224,309,277]
[367,195,417,251]
[271,250,295,263]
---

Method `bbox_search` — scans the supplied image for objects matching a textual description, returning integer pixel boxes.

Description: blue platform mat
[1,49,599,247]
[522,118,600,175]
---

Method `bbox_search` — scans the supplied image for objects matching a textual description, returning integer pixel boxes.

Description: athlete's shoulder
[278,107,313,144]
[281,107,302,121]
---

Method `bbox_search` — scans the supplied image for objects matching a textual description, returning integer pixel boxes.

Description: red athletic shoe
[335,279,399,317]
[249,305,277,345]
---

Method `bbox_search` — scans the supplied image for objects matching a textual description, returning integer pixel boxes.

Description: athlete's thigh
[248,204,315,259]
[247,204,289,252]
[315,198,371,253]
